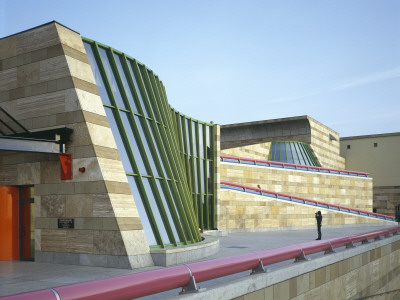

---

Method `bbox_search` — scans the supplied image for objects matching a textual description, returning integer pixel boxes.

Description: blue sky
[1,0,399,137]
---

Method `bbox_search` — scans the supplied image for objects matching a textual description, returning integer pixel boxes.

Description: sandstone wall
[0,22,152,268]
[221,162,373,212]
[218,190,385,232]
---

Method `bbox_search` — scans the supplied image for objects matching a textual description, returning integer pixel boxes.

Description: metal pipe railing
[220,155,370,177]
[220,180,396,221]
[2,226,399,300]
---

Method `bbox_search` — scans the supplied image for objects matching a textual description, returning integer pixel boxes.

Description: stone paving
[0,224,396,299]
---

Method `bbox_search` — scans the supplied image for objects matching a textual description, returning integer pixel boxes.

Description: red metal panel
[59,153,73,180]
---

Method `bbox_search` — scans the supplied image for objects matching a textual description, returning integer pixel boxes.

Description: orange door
[0,186,19,260]
[20,187,34,260]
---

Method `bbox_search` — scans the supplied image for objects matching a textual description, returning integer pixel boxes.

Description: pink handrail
[220,155,370,176]
[220,180,396,221]
[1,227,399,300]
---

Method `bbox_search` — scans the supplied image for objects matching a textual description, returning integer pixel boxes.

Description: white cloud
[266,66,400,104]
[330,66,400,92]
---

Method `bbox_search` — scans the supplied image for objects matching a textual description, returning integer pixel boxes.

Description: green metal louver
[82,38,214,248]
[269,141,321,167]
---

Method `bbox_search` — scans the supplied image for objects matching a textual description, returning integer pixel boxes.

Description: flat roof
[221,115,309,128]
[341,132,400,141]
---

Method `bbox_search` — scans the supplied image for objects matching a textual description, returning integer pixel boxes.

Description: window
[374,143,378,148]
[83,38,214,246]
[269,141,320,167]
[347,145,351,149]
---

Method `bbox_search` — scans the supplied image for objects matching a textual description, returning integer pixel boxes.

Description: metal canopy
[0,106,72,154]
[0,136,60,153]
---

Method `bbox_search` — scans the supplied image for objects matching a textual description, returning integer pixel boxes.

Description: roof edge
[0,21,80,41]
[341,132,400,140]
[221,115,309,128]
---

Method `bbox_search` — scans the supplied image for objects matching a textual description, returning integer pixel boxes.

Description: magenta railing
[220,180,396,221]
[2,226,399,300]
[220,155,370,177]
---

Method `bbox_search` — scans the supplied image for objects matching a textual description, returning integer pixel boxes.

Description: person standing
[315,211,322,240]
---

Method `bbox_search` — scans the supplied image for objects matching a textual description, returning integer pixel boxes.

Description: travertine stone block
[16,90,66,120]
[17,62,40,86]
[72,157,103,182]
[74,181,107,194]
[65,56,96,84]
[93,230,127,255]
[66,230,93,253]
[102,217,119,230]
[97,157,127,183]
[86,123,117,148]
[120,230,151,255]
[55,23,86,53]
[108,193,139,217]
[0,164,17,185]
[16,23,59,56]
[92,194,114,217]
[72,77,100,96]
[105,181,132,194]
[41,194,66,217]
[0,35,16,59]
[41,229,67,252]
[62,45,90,64]
[92,145,120,160]
[66,194,93,217]
[39,55,70,82]
[0,68,17,91]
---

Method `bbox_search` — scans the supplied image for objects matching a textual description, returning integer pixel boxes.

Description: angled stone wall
[308,117,345,169]
[218,190,387,232]
[0,22,152,268]
[221,162,373,213]
[221,142,271,160]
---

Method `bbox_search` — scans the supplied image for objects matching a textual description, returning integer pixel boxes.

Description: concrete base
[151,236,219,266]
[35,251,154,269]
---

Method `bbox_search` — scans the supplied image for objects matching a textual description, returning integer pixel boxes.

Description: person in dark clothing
[315,211,322,240]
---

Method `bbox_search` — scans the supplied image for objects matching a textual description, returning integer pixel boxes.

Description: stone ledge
[35,251,154,269]
[150,235,219,267]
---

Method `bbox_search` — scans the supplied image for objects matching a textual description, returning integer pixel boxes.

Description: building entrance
[0,186,34,261]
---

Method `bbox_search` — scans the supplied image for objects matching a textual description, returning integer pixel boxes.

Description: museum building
[0,21,398,269]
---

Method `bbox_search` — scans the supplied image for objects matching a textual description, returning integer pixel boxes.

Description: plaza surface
[0,224,396,299]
